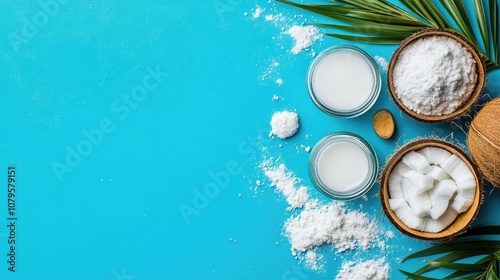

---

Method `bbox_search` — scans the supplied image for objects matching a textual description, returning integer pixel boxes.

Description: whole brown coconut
[468,98,500,188]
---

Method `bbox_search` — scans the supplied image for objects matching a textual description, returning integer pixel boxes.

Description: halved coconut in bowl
[380,138,483,241]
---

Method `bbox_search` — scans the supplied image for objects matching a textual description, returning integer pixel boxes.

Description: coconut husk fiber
[468,98,500,188]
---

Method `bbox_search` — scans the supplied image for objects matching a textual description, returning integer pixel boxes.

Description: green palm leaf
[276,0,500,71]
[474,0,490,56]
[439,0,476,43]
[489,0,499,62]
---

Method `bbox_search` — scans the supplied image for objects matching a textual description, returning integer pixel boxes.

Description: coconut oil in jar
[308,45,381,117]
[309,132,378,199]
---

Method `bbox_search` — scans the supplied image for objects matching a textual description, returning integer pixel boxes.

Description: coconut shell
[380,139,482,241]
[468,98,500,188]
[373,109,395,139]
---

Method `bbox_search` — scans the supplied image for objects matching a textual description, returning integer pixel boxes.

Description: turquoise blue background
[0,1,499,279]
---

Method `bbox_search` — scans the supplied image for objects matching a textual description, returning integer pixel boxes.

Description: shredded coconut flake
[393,36,477,116]
[285,25,321,54]
[275,78,283,86]
[335,259,389,280]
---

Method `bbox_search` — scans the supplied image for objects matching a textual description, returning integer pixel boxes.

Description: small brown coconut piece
[468,98,500,188]
[373,109,395,139]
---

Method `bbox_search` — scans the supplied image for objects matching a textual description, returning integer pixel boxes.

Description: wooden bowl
[380,139,483,240]
[387,29,486,123]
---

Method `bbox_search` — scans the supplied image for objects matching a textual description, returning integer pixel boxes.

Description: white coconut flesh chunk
[402,178,432,218]
[429,179,457,202]
[451,195,474,213]
[423,208,459,233]
[388,148,476,233]
[427,165,451,181]
[419,147,452,165]
[388,172,404,199]
[428,179,457,219]
[388,198,407,211]
[404,170,433,193]
[424,217,444,233]
[394,205,426,231]
[392,162,412,176]
[402,151,431,174]
[441,155,471,181]
[439,208,459,228]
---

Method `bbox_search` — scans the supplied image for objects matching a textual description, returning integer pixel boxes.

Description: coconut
[380,138,482,241]
[468,98,500,188]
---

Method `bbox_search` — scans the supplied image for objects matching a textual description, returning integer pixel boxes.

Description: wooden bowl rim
[387,28,486,123]
[380,138,483,241]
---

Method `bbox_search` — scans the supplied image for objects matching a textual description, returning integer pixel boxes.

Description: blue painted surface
[0,1,499,279]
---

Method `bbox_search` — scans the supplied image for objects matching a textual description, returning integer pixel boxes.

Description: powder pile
[392,36,477,116]
[285,201,379,254]
[270,110,299,139]
[285,25,321,54]
[264,164,309,208]
[335,259,389,280]
[259,159,391,271]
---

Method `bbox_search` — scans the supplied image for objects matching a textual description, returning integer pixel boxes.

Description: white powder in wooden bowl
[392,36,477,116]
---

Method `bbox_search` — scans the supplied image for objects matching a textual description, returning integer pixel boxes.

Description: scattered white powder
[275,78,283,86]
[393,36,477,116]
[285,201,380,254]
[335,259,389,280]
[264,164,309,208]
[305,251,323,271]
[374,55,389,72]
[285,25,321,54]
[265,14,275,21]
[257,157,390,271]
[260,61,280,82]
[386,230,395,239]
[270,110,299,139]
[253,6,263,19]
